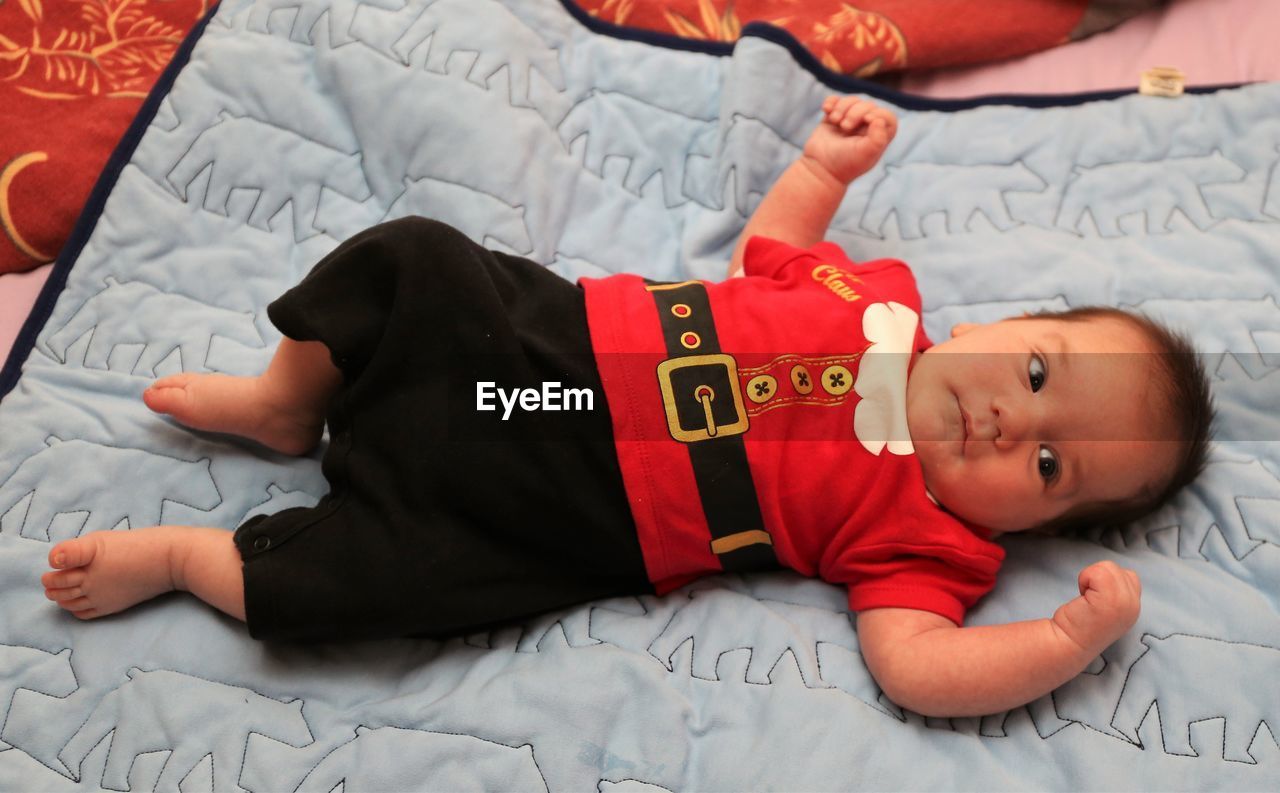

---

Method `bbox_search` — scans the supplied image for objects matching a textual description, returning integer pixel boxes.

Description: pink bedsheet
[0,0,1275,371]
[0,263,50,372]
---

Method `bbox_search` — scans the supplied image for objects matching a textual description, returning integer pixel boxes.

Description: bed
[0,0,1277,789]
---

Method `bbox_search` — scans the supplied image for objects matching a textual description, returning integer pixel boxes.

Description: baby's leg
[144,338,342,455]
[41,527,245,622]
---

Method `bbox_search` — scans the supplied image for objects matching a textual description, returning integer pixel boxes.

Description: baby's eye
[1028,354,1047,392]
[1038,446,1059,482]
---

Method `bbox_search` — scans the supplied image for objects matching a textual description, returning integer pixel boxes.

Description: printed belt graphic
[645,280,780,572]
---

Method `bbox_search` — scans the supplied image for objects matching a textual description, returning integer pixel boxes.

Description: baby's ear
[949,322,978,338]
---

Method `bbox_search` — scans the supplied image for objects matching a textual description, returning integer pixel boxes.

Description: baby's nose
[990,400,1029,448]
[969,414,1000,443]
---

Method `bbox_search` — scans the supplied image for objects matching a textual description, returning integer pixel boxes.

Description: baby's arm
[727,97,897,278]
[857,561,1141,717]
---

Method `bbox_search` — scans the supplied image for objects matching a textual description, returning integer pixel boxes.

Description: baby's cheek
[939,459,1032,530]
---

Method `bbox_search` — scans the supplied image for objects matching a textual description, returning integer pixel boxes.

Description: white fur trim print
[853,301,918,456]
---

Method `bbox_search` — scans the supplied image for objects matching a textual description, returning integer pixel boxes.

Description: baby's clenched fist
[803,96,898,186]
[1051,560,1141,657]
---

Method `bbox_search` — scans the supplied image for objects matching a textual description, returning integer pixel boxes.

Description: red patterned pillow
[0,0,210,274]
[573,1,1162,76]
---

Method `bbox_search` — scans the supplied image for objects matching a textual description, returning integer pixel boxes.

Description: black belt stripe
[646,280,780,573]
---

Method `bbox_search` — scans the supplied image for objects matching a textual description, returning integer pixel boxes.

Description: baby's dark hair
[1020,306,1214,535]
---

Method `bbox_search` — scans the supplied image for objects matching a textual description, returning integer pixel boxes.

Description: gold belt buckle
[656,353,749,442]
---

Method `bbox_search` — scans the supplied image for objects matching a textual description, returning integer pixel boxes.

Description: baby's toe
[143,377,194,416]
[149,373,197,390]
[45,586,84,603]
[58,596,96,616]
[41,568,85,589]
[48,536,98,570]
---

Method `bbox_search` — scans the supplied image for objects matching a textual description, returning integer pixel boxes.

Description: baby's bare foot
[144,372,323,455]
[42,528,187,620]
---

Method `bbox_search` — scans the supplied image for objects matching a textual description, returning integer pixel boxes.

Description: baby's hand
[1051,561,1142,656]
[803,96,898,185]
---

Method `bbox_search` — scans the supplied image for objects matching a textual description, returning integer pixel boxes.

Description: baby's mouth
[956,397,970,448]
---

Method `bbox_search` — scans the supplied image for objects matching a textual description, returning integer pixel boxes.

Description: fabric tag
[1140,66,1187,97]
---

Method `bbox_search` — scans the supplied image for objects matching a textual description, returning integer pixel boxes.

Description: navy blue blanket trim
[0,2,221,400]
[736,21,1242,110]
[0,0,1246,400]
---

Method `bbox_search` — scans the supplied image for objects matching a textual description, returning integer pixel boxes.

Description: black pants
[233,217,652,642]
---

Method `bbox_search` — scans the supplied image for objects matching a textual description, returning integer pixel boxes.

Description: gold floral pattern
[591,0,639,26]
[0,151,52,262]
[662,0,740,42]
[0,0,192,99]
[576,0,1125,78]
[811,3,907,77]
[1,0,205,272]
[578,0,910,76]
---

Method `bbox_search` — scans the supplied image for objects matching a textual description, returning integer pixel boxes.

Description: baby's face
[905,316,1177,533]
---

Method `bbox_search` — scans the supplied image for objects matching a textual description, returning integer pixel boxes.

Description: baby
[39,98,1212,718]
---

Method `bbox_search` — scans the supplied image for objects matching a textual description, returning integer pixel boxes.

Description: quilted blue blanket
[1,0,1278,789]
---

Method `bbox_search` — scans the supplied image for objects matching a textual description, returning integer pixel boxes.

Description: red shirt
[580,237,1004,625]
